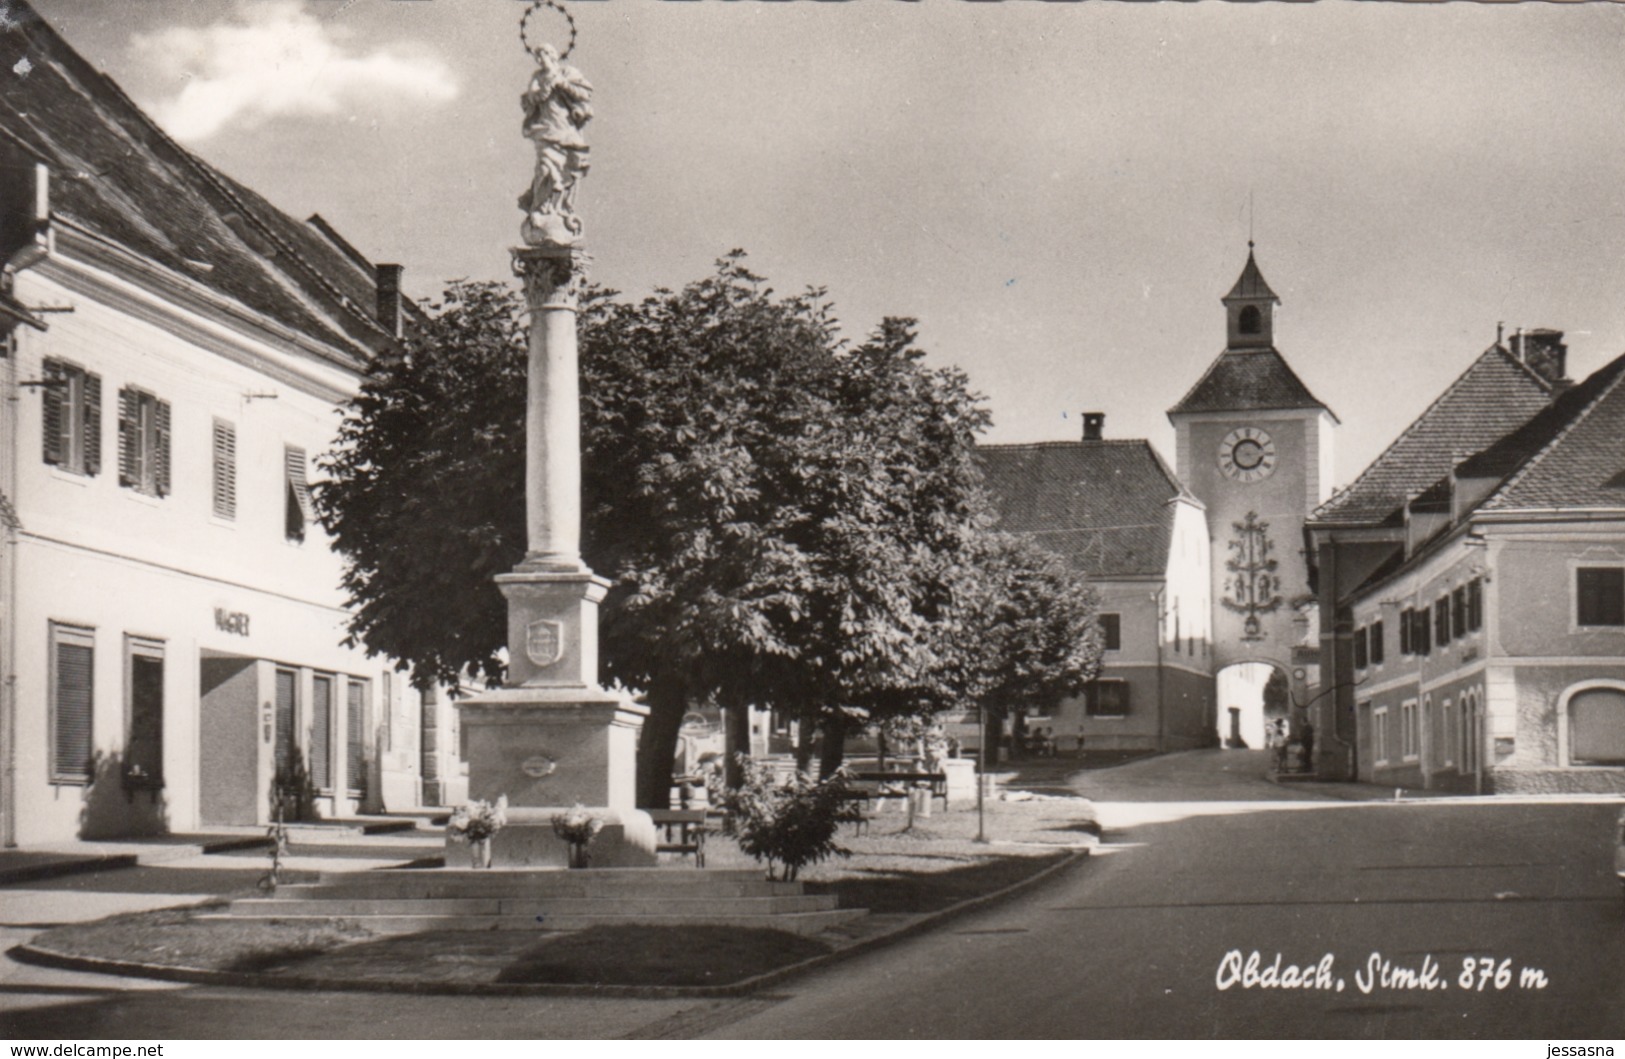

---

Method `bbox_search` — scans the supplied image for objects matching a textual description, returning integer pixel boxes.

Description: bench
[647,809,707,867]
[853,771,949,806]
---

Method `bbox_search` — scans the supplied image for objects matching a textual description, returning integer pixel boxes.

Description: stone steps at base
[227,894,839,916]
[201,908,867,937]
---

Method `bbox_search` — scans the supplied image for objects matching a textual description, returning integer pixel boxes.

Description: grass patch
[806,850,1067,914]
[493,925,830,986]
[32,905,368,973]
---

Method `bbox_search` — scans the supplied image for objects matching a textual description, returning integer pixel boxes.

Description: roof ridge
[1311,341,1534,520]
[977,438,1149,450]
[1495,341,1559,394]
[1482,350,1625,511]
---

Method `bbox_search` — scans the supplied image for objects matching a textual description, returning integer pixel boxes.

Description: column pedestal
[453,570,655,867]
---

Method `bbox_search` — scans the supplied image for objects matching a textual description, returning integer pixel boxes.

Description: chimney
[1513,327,1568,387]
[33,163,49,225]
[1082,412,1105,441]
[375,264,404,339]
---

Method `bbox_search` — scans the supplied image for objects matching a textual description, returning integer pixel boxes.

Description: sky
[20,0,1625,489]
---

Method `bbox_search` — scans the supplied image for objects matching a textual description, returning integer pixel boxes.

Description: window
[1576,567,1625,628]
[1568,686,1625,766]
[1440,697,1455,767]
[124,638,164,788]
[41,358,102,477]
[1399,609,1413,655]
[1239,305,1262,335]
[285,445,313,543]
[1370,621,1385,666]
[1452,587,1467,639]
[50,623,95,783]
[1414,607,1431,655]
[117,387,171,497]
[1353,626,1368,670]
[347,680,368,796]
[1402,698,1419,762]
[1099,613,1121,651]
[1372,705,1389,767]
[274,668,298,783]
[1084,680,1130,717]
[211,419,237,520]
[1467,577,1484,632]
[311,674,334,792]
[1434,596,1451,645]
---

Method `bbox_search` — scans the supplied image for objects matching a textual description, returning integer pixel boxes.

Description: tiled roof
[1224,247,1279,304]
[1473,350,1625,512]
[1167,348,1332,418]
[1311,344,1554,525]
[0,2,393,365]
[977,440,1188,578]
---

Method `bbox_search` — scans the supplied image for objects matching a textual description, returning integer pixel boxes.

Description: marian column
[454,12,655,867]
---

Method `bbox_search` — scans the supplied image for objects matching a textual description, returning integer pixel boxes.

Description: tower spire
[1223,244,1279,351]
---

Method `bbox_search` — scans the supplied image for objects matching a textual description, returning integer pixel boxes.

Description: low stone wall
[1488,767,1625,795]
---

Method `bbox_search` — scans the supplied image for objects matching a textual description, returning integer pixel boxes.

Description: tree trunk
[794,705,817,774]
[983,708,1002,768]
[634,679,686,810]
[723,696,750,790]
[818,713,848,778]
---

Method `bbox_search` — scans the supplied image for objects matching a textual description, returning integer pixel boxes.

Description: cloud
[131,1,459,143]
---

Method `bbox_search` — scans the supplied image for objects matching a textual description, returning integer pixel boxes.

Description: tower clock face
[1218,426,1277,483]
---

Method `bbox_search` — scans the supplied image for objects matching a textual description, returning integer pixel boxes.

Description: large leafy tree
[943,531,1105,765]
[320,254,996,806]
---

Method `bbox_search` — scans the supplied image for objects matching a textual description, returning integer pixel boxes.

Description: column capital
[512,246,591,311]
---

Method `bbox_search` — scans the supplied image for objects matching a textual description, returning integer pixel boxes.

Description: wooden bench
[853,771,949,806]
[647,809,707,867]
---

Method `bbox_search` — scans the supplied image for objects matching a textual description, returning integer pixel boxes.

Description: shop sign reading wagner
[525,619,565,667]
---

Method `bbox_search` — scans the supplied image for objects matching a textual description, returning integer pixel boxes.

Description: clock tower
[1168,245,1336,678]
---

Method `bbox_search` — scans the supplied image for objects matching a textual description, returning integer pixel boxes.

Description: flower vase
[567,842,590,869]
[469,837,493,869]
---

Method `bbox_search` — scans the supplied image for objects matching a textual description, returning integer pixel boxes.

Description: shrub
[713,756,850,881]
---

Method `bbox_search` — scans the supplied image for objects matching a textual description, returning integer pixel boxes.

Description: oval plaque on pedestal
[521,755,557,778]
[525,620,565,667]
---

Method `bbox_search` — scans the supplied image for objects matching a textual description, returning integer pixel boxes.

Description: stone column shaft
[517,248,589,573]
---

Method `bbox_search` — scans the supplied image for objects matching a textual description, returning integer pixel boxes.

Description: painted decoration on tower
[1223,510,1282,641]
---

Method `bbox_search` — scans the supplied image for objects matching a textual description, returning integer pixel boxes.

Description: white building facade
[0,5,464,844]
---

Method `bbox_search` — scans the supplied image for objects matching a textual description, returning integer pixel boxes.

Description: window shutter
[212,420,237,520]
[1370,621,1385,665]
[347,681,366,794]
[154,399,172,496]
[117,387,138,487]
[311,676,332,791]
[285,445,313,542]
[41,359,65,465]
[82,372,102,476]
[52,630,94,782]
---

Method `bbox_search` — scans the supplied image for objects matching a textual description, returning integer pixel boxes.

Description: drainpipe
[1154,586,1166,753]
[1,325,17,848]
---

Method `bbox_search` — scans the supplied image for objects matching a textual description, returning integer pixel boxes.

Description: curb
[0,837,270,887]
[10,846,1090,1000]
